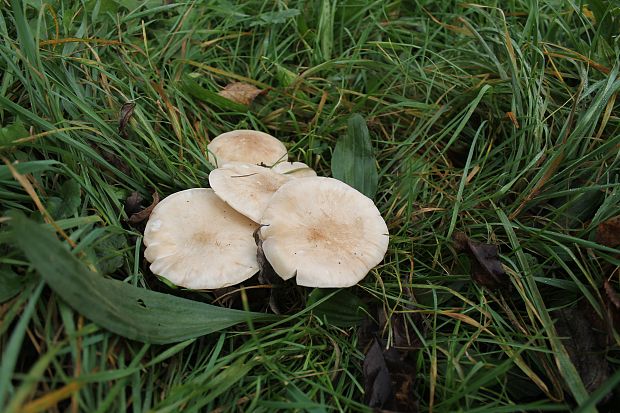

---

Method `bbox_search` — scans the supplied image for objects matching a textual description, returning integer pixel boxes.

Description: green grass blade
[0,281,44,409]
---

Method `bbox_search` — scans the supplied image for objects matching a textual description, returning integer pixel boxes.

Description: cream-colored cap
[260,177,389,287]
[207,130,287,167]
[144,188,259,289]
[209,163,292,223]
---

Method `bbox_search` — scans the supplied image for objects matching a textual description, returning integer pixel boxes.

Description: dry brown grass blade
[542,43,611,75]
[39,37,123,47]
[423,7,473,36]
[19,381,84,413]
[509,85,582,220]
[152,82,185,161]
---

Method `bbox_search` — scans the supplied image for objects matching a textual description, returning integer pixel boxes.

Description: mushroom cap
[209,162,292,223]
[272,161,317,178]
[143,188,259,289]
[260,177,389,288]
[207,130,288,167]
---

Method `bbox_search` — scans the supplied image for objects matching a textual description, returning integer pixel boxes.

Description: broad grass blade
[9,212,275,344]
[331,114,378,198]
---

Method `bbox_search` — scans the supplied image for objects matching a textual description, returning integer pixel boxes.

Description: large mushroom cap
[209,162,292,223]
[260,177,389,288]
[207,130,288,167]
[272,161,317,178]
[143,188,259,289]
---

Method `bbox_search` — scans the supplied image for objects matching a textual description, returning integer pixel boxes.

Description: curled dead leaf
[360,307,420,412]
[218,82,264,106]
[125,191,143,216]
[603,279,620,336]
[118,102,136,137]
[595,215,620,247]
[604,279,620,309]
[554,306,610,399]
[454,232,508,290]
[128,192,159,224]
[364,339,392,408]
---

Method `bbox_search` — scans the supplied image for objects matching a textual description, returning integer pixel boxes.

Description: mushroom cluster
[144,129,389,289]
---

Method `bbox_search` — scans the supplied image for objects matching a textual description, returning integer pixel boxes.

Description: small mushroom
[207,129,288,167]
[272,161,317,178]
[209,163,292,223]
[260,177,389,288]
[143,188,259,289]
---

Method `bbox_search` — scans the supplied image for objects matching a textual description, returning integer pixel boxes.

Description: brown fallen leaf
[604,279,620,309]
[218,82,264,106]
[364,338,392,408]
[124,191,144,216]
[118,102,136,137]
[454,232,508,290]
[127,192,159,224]
[384,347,418,413]
[360,307,420,413]
[554,306,610,399]
[595,215,620,247]
[603,279,620,334]
[363,337,418,412]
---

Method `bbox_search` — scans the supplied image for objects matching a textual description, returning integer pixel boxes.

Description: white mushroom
[272,161,317,178]
[207,130,288,167]
[143,188,259,289]
[209,163,292,223]
[260,177,389,288]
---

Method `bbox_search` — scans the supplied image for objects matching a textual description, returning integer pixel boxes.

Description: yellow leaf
[582,6,596,24]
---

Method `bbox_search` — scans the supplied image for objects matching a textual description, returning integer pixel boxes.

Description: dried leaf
[604,280,620,334]
[128,192,159,224]
[124,191,144,216]
[218,82,264,106]
[555,306,610,398]
[183,77,247,112]
[364,339,392,408]
[363,337,418,412]
[392,313,412,349]
[361,308,420,412]
[454,232,508,290]
[604,280,620,309]
[596,215,620,247]
[118,102,136,137]
[384,347,418,413]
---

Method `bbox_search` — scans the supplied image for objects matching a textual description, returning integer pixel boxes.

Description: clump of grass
[1,1,619,412]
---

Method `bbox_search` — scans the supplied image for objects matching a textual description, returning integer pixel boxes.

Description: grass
[1,0,619,411]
